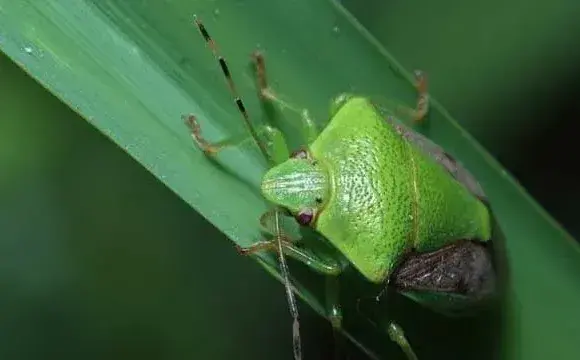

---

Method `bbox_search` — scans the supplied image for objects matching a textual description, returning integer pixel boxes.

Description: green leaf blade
[1,0,579,359]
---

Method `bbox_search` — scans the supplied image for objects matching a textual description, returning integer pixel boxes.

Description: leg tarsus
[183,114,220,156]
[235,240,279,255]
[388,322,418,360]
[251,51,277,104]
[410,69,429,124]
[184,115,290,163]
[385,70,430,125]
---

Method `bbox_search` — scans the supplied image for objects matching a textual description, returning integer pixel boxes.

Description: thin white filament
[275,208,302,360]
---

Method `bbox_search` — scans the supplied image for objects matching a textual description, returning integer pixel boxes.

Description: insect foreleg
[236,234,342,276]
[237,210,343,276]
[183,115,290,165]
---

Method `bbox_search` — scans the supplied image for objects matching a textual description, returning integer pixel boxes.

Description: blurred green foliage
[1,0,580,359]
[0,51,338,360]
[342,0,580,238]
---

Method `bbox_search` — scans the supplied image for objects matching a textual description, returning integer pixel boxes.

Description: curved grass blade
[0,0,579,359]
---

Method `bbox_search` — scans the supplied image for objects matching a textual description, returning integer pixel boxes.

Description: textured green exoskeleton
[186,17,497,360]
[262,95,491,284]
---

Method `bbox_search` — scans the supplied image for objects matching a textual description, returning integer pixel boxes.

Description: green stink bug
[184,17,501,360]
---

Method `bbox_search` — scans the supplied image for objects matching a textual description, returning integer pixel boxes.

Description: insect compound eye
[295,208,315,226]
[290,148,309,159]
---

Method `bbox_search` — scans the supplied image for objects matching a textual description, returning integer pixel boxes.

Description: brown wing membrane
[391,240,496,300]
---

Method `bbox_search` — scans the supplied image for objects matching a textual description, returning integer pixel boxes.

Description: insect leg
[190,16,273,163]
[240,238,344,330]
[354,290,418,360]
[183,116,290,164]
[246,209,345,329]
[380,70,429,124]
[237,209,343,276]
[387,322,418,360]
[410,70,429,123]
[236,238,342,275]
[252,51,319,143]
